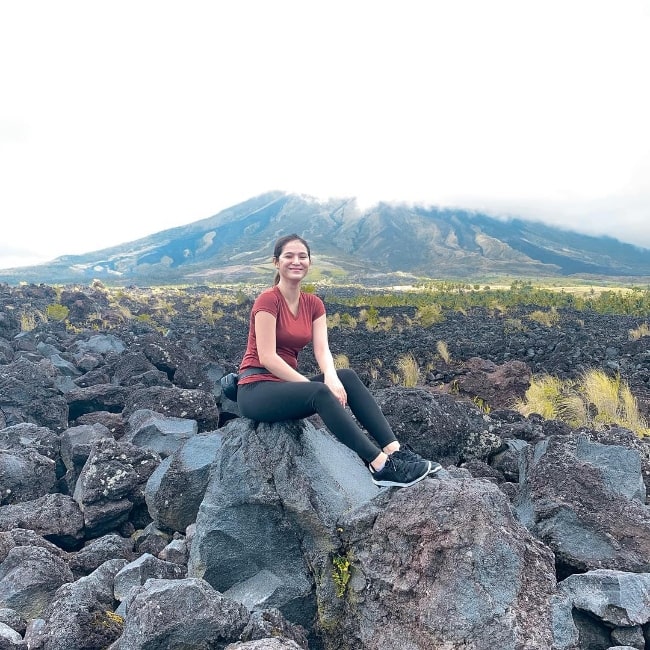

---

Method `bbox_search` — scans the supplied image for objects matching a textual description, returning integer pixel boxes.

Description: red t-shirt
[238,286,326,385]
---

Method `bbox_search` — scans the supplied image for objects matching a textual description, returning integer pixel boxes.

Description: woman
[237,234,441,487]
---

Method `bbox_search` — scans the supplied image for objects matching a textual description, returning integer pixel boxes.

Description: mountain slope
[2,192,649,284]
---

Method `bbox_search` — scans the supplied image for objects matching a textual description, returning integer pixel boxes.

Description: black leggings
[237,368,397,463]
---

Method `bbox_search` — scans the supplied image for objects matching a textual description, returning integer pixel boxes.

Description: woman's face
[275,239,311,282]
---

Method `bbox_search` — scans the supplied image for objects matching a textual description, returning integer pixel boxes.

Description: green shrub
[416,304,443,327]
[46,303,69,322]
[340,313,358,329]
[332,553,352,598]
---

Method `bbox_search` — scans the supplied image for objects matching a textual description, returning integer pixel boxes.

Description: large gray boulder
[113,553,185,601]
[145,431,223,533]
[112,578,249,650]
[59,423,113,493]
[122,386,220,433]
[0,530,68,565]
[124,409,198,458]
[0,494,85,550]
[0,546,73,619]
[110,351,169,387]
[66,385,131,421]
[68,534,135,579]
[23,559,127,650]
[0,423,60,465]
[131,334,212,390]
[515,434,650,574]
[0,358,68,432]
[448,357,532,409]
[71,334,126,357]
[0,623,22,648]
[0,449,57,506]
[73,438,160,538]
[323,475,557,650]
[188,418,378,629]
[373,387,503,466]
[552,569,650,649]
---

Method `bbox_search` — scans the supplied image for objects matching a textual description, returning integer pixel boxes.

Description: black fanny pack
[220,367,271,401]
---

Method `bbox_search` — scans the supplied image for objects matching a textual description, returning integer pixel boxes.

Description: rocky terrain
[1,282,650,649]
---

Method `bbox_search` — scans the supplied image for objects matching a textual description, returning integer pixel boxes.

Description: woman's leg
[237,380,383,463]
[311,368,398,451]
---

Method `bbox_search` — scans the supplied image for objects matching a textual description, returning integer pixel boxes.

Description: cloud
[0,244,53,270]
[1,0,649,265]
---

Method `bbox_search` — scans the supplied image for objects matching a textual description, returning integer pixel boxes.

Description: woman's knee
[311,382,343,411]
[337,367,363,389]
[337,368,359,382]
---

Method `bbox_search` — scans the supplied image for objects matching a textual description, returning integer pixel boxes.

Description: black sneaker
[369,454,431,488]
[392,447,442,475]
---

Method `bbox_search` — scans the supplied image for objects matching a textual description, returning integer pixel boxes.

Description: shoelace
[392,446,423,465]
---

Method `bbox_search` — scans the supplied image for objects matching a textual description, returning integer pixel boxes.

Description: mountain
[2,192,650,284]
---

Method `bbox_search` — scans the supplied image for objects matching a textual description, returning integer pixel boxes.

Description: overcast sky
[1,0,649,270]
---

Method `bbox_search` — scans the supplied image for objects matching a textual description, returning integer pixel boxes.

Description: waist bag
[220,366,271,401]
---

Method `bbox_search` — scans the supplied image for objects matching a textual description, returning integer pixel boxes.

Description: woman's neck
[276,279,301,302]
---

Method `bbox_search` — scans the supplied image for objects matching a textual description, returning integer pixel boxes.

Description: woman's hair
[272,234,311,285]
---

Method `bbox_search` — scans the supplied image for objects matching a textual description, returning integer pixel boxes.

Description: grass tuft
[436,340,451,364]
[333,354,350,369]
[515,369,648,436]
[396,353,420,387]
[629,322,650,340]
[528,308,560,327]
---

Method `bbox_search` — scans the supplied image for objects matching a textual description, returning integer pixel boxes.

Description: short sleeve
[251,289,281,319]
[308,294,326,320]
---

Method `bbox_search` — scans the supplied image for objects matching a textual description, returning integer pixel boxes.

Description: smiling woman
[235,233,442,488]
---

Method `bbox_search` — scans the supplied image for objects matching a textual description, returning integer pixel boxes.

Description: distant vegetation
[327,280,650,317]
[17,279,650,334]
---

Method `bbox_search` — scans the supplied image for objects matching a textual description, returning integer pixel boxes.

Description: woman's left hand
[326,378,347,407]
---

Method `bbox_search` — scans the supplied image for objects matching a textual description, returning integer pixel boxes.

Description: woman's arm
[313,314,347,405]
[255,311,310,382]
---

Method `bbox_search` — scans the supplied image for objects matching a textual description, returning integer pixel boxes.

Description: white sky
[1,0,649,269]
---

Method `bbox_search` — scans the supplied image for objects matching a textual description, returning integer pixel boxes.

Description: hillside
[1,192,649,284]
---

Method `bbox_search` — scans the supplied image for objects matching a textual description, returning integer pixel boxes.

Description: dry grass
[504,318,527,334]
[20,309,43,332]
[515,369,648,436]
[528,308,560,327]
[395,353,420,387]
[580,369,648,434]
[333,354,350,369]
[436,340,451,364]
[629,323,650,340]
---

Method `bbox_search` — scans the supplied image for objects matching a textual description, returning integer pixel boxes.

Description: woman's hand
[325,375,347,406]
[313,314,347,406]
